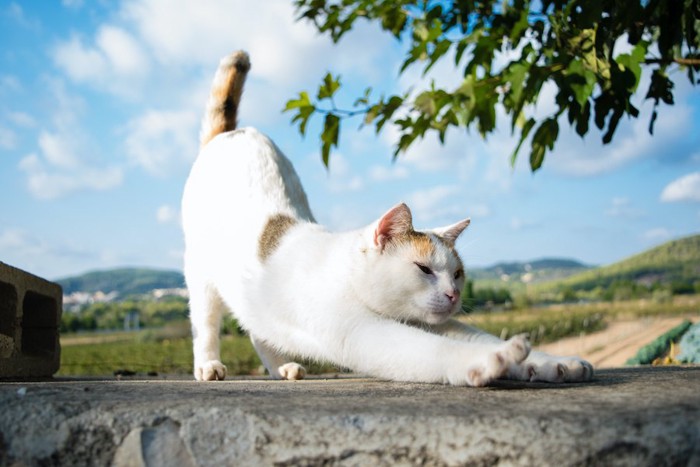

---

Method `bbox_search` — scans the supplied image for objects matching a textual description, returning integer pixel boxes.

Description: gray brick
[0,262,62,378]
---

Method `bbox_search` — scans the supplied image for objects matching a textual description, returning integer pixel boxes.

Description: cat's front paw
[277,362,307,381]
[466,334,531,387]
[194,360,227,381]
[528,356,594,383]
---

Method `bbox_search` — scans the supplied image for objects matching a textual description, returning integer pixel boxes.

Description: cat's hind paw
[466,334,531,387]
[194,360,227,381]
[277,362,307,381]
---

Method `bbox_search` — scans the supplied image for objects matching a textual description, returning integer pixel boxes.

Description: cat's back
[182,127,313,240]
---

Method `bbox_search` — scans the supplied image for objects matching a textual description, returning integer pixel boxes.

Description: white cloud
[605,197,645,218]
[5,2,40,30]
[0,126,17,150]
[123,109,199,174]
[0,229,39,252]
[321,153,364,193]
[17,80,124,199]
[368,164,410,182]
[642,228,672,243]
[19,152,123,200]
[0,75,21,93]
[510,216,538,231]
[52,26,150,96]
[156,204,178,224]
[62,0,84,8]
[387,127,477,174]
[7,111,36,127]
[121,0,395,84]
[407,185,467,224]
[660,172,700,203]
[53,34,108,82]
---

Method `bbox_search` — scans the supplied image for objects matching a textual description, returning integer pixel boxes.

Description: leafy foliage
[287,0,700,169]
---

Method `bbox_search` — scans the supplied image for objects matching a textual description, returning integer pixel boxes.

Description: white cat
[181,51,593,386]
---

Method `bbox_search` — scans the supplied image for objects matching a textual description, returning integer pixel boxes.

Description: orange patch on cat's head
[408,232,436,259]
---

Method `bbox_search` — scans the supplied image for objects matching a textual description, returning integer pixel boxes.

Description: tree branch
[644,57,700,67]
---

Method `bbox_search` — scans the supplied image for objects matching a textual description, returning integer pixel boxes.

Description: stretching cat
[181,51,593,386]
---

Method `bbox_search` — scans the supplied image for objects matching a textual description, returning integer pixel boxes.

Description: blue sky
[1,1,698,280]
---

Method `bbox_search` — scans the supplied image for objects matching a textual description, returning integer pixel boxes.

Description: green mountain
[535,234,700,294]
[469,258,591,284]
[57,268,185,297]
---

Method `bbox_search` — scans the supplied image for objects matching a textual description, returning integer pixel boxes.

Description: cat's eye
[414,262,433,275]
[454,269,463,280]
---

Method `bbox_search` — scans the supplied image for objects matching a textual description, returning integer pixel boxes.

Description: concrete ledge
[0,262,62,379]
[0,367,698,466]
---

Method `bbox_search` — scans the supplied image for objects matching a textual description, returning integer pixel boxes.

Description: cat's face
[357,203,470,325]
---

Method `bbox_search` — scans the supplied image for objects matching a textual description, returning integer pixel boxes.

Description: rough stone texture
[0,262,62,379]
[0,367,698,466]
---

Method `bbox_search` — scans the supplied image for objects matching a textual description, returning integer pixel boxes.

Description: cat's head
[356,203,470,325]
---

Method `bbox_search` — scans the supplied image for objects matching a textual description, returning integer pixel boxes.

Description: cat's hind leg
[189,282,228,381]
[250,335,306,380]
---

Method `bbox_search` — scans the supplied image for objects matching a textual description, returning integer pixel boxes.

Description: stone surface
[0,262,62,379]
[0,367,698,466]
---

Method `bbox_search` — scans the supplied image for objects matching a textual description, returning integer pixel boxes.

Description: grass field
[58,295,699,377]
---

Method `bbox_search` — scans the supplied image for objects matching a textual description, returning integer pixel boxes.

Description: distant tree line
[60,297,190,333]
[60,297,246,335]
[461,279,513,311]
[462,277,700,313]
[535,278,700,305]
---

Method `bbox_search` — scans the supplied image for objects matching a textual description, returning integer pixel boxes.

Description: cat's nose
[445,289,460,304]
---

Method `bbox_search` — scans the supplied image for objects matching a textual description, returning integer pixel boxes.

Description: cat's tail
[199,50,251,147]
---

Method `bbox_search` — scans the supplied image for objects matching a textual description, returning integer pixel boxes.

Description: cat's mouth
[426,308,455,324]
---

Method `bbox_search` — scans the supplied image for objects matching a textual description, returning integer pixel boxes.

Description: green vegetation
[59,322,340,377]
[462,279,513,311]
[60,297,191,332]
[467,294,699,346]
[59,327,259,377]
[59,295,698,376]
[288,0,699,170]
[532,234,700,303]
[626,320,692,366]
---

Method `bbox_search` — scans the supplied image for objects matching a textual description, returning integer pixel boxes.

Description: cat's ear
[432,218,471,247]
[373,203,413,251]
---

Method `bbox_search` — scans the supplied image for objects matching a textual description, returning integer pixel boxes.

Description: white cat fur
[182,51,594,386]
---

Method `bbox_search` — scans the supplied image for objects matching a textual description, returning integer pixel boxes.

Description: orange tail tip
[199,50,251,147]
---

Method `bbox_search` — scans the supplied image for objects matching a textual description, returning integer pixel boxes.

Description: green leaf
[317,73,341,100]
[320,113,340,167]
[566,59,596,107]
[414,91,436,116]
[353,87,372,107]
[575,100,591,137]
[615,41,648,92]
[529,119,559,171]
[284,91,315,137]
[424,39,451,75]
[284,91,312,111]
[375,95,404,133]
[510,118,536,167]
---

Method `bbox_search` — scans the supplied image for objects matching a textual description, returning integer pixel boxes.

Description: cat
[181,50,594,386]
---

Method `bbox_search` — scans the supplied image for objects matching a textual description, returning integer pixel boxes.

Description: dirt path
[537,315,699,368]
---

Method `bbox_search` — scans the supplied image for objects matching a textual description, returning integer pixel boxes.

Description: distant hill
[57,268,185,297]
[468,258,592,287]
[535,234,700,294]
